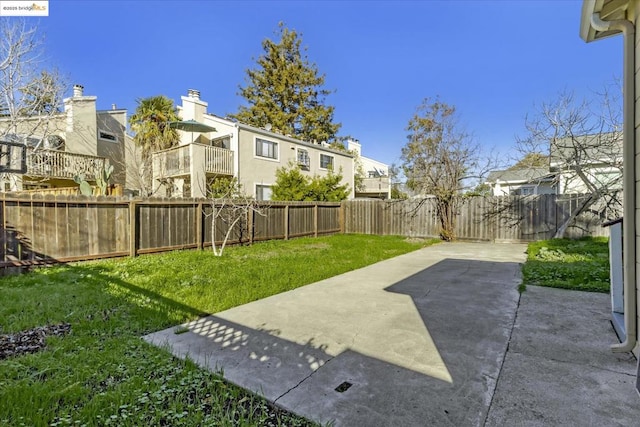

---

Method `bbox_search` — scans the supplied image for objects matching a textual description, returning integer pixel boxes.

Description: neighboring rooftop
[486,167,555,183]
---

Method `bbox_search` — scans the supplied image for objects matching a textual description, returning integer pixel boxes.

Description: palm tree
[128,95,180,196]
[129,95,180,159]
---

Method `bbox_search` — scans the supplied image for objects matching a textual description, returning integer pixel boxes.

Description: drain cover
[335,381,352,393]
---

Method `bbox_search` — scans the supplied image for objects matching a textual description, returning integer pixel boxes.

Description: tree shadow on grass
[0,262,316,426]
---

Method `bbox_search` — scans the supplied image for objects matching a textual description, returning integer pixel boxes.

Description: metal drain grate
[335,381,352,393]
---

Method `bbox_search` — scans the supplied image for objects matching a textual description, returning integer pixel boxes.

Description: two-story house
[152,89,355,200]
[346,138,391,199]
[486,133,622,196]
[0,84,127,192]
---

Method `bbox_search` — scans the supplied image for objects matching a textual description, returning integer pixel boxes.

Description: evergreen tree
[271,163,349,201]
[232,23,341,143]
[271,164,310,201]
[18,70,63,116]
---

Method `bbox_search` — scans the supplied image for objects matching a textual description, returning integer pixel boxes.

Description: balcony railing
[26,148,106,180]
[203,144,234,175]
[359,177,390,194]
[153,143,234,178]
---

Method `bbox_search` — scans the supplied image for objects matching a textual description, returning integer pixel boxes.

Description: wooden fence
[0,193,618,270]
[0,194,342,268]
[343,194,619,242]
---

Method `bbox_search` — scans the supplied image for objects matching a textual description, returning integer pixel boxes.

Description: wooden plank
[55,197,68,258]
[284,205,289,240]
[129,201,137,257]
[196,202,203,250]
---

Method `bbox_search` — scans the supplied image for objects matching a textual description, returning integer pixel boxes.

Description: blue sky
[29,0,622,166]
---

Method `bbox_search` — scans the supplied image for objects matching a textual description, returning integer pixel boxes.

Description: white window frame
[255,137,279,162]
[255,184,272,201]
[297,148,310,170]
[320,153,334,170]
[98,129,118,143]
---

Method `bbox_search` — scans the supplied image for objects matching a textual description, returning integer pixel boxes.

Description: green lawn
[522,237,611,293]
[0,234,437,426]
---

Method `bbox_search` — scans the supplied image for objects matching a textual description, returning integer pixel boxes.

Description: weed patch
[522,237,610,293]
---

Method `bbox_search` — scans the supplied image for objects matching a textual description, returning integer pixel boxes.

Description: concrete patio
[144,242,640,426]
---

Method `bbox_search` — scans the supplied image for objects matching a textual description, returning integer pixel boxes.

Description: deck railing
[153,143,234,178]
[360,177,390,194]
[26,148,106,180]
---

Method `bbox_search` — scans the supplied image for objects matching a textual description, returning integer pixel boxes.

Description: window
[99,130,117,143]
[256,184,272,201]
[255,137,278,160]
[297,149,310,170]
[320,154,334,170]
[594,171,622,190]
[211,135,231,149]
[519,186,535,196]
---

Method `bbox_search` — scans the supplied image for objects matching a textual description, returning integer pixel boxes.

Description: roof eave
[580,0,629,42]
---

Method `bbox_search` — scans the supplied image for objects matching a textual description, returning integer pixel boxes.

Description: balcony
[26,148,106,180]
[153,143,234,178]
[358,177,391,197]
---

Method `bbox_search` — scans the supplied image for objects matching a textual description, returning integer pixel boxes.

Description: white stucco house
[345,138,391,199]
[152,89,392,200]
[0,84,129,192]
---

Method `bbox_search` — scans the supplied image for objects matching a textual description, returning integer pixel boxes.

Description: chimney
[112,103,117,110]
[73,84,84,97]
[187,89,200,100]
[181,89,208,121]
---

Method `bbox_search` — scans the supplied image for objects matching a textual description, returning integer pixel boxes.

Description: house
[346,138,391,199]
[152,89,355,200]
[550,133,623,194]
[580,0,639,361]
[0,84,128,192]
[485,167,557,196]
[486,132,623,197]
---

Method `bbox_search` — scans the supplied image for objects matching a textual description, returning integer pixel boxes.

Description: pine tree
[232,23,341,143]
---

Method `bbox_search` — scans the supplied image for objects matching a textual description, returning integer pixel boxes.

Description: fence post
[195,201,203,250]
[284,205,289,240]
[339,202,345,234]
[314,204,318,237]
[248,203,254,244]
[129,201,137,257]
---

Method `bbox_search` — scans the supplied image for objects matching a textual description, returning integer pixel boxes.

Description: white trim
[254,136,280,162]
[319,153,334,170]
[255,183,273,201]
[297,147,310,170]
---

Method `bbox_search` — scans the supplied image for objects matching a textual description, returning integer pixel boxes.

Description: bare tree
[0,20,66,139]
[517,87,622,237]
[0,20,67,189]
[203,177,266,257]
[400,97,486,240]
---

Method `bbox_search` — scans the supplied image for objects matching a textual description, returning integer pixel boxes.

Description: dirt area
[0,323,71,360]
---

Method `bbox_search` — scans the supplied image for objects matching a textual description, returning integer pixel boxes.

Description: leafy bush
[271,163,350,201]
